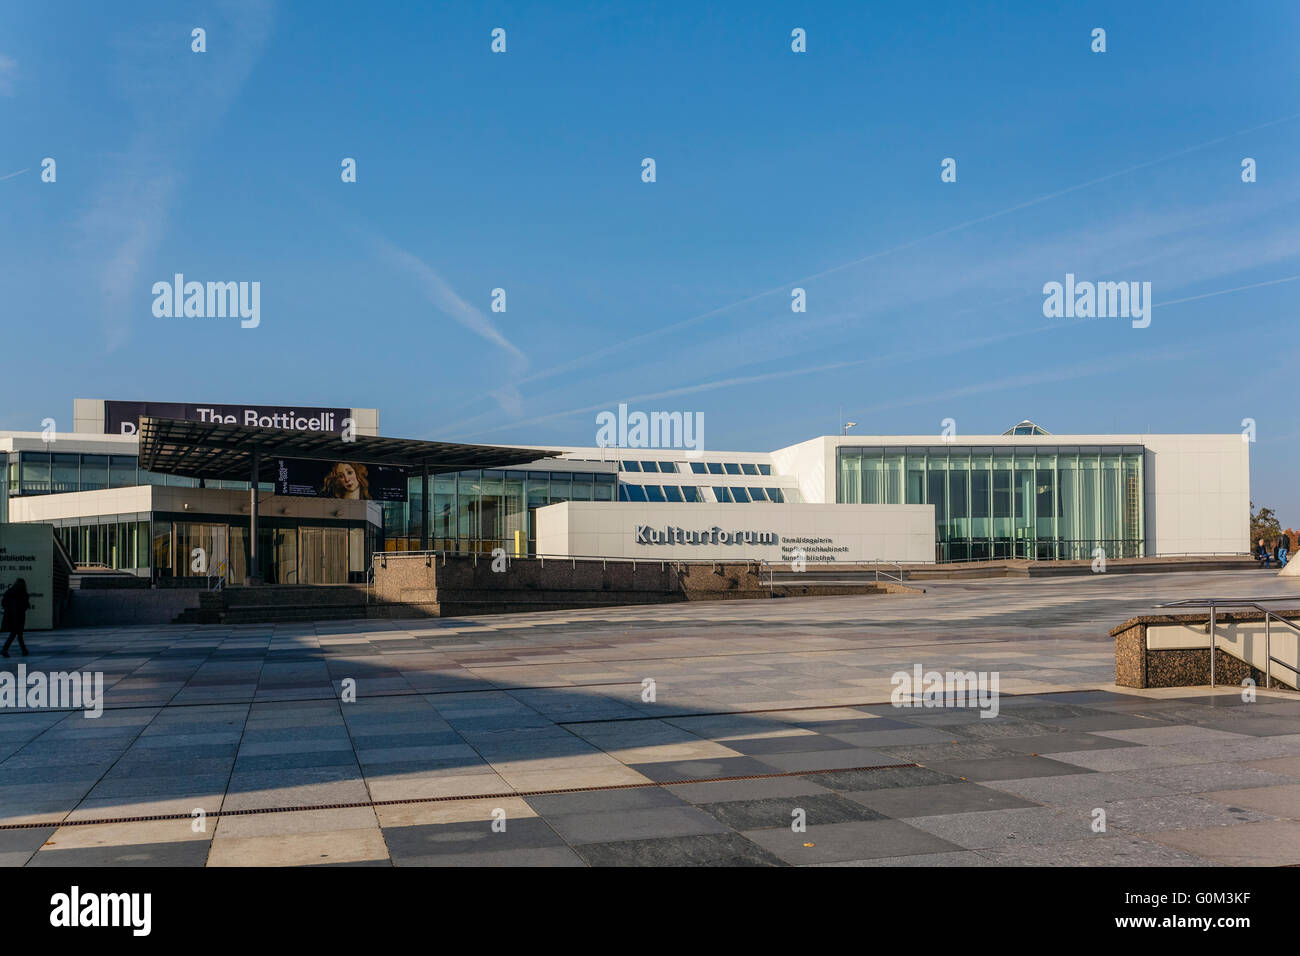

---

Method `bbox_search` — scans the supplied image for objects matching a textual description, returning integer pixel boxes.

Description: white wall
[772,434,1250,556]
[8,486,372,525]
[1142,435,1250,555]
[535,501,935,563]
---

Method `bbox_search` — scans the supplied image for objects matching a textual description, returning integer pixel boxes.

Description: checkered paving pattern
[1,569,1298,866]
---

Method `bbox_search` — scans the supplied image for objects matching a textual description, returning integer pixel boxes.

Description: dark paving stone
[797,717,917,734]
[1043,714,1170,733]
[626,756,778,783]
[948,718,1063,740]
[844,782,1041,817]
[525,787,686,816]
[755,748,898,773]
[574,832,787,867]
[993,733,1142,754]
[348,732,464,749]
[391,845,585,867]
[721,734,858,756]
[544,806,730,844]
[804,766,959,791]
[234,751,359,772]
[28,840,211,867]
[382,817,566,861]
[877,742,1024,762]
[699,792,885,830]
[0,827,56,853]
[742,819,963,865]
[925,755,1093,782]
[1166,717,1300,737]
[666,776,832,804]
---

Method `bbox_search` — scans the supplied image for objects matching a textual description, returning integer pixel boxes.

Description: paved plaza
[2,569,1299,866]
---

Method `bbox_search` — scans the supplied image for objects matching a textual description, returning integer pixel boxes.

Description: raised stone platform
[1111,610,1300,691]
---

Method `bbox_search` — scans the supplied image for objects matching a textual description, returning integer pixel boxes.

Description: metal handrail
[756,559,908,589]
[1154,598,1300,690]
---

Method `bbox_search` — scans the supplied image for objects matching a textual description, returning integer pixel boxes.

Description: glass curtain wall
[838,446,1145,562]
[380,469,617,555]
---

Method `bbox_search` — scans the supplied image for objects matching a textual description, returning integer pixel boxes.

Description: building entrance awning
[136,416,555,482]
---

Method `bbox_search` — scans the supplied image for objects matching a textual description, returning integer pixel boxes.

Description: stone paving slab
[2,569,1298,866]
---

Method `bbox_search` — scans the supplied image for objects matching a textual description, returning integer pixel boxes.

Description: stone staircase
[173,585,370,625]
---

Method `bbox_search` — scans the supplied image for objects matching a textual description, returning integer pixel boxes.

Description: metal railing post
[1265,613,1272,690]
[1209,604,1216,687]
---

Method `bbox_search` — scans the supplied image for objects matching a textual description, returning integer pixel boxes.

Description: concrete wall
[535,501,935,563]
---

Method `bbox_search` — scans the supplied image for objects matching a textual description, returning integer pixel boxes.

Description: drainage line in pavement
[0,762,921,831]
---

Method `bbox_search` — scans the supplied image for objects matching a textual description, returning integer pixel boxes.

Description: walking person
[1280,531,1291,568]
[1,578,31,657]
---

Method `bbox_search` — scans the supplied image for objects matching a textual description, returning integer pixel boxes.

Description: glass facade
[837,445,1146,562]
[380,469,618,555]
[5,451,242,495]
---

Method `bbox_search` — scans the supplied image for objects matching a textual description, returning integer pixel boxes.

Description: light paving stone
[904,806,1098,849]
[207,829,390,866]
[213,806,380,838]
[1144,821,1300,866]
[979,835,1220,867]
[1110,762,1300,794]
[42,818,206,850]
[1199,784,1300,819]
[1099,794,1278,832]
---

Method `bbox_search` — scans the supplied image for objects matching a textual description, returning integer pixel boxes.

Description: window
[689,462,707,474]
[51,454,79,493]
[757,464,772,476]
[640,461,660,473]
[624,484,648,502]
[664,486,684,502]
[109,456,138,488]
[621,460,641,472]
[731,488,751,502]
[707,462,724,475]
[20,453,50,494]
[682,486,701,502]
[658,462,678,474]
[741,463,758,476]
[748,487,768,502]
[645,485,666,502]
[712,486,731,503]
[80,455,108,491]
[723,463,741,475]
[767,488,785,503]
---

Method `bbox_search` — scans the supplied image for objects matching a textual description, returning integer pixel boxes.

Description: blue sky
[2,1,1299,522]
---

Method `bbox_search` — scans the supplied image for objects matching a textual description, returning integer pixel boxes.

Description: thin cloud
[77,1,273,351]
[500,111,1300,394]
[0,55,16,96]
[454,272,1299,438]
[367,234,527,368]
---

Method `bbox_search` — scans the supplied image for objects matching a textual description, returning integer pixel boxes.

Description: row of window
[689,462,773,476]
[619,460,678,473]
[619,460,776,476]
[616,484,788,503]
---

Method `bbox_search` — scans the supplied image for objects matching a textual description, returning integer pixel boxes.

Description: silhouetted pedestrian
[1,578,31,657]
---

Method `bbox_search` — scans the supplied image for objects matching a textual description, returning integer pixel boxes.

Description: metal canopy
[136,416,556,481]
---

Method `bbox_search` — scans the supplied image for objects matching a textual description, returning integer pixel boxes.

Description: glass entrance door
[299,527,350,584]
